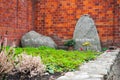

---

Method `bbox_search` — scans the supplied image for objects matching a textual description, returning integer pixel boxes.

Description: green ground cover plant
[13,46,101,74]
[0,36,101,79]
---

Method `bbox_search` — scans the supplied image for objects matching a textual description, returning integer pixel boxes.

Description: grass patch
[13,46,101,74]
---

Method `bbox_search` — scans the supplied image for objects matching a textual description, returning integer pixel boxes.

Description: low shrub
[0,36,16,80]
[0,36,46,79]
[64,39,76,47]
[0,37,14,75]
[16,53,45,77]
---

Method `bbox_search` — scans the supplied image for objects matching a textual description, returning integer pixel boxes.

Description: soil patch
[1,72,62,80]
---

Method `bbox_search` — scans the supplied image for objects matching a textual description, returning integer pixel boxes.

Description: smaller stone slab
[21,31,57,48]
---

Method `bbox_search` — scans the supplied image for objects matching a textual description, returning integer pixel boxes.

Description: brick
[0,0,33,46]
[35,0,120,47]
[0,0,120,47]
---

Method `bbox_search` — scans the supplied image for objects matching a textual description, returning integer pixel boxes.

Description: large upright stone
[21,31,57,48]
[73,14,101,51]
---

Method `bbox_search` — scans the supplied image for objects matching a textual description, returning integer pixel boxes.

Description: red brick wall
[114,0,120,46]
[35,0,117,47]
[0,0,33,46]
[76,0,115,47]
[35,0,77,45]
[0,0,120,47]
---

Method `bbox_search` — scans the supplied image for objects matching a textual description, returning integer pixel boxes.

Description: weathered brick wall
[35,0,77,45]
[35,0,118,47]
[0,0,33,46]
[0,0,120,47]
[76,0,115,47]
[114,0,120,47]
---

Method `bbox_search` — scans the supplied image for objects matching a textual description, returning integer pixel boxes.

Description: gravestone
[21,31,57,48]
[73,14,101,51]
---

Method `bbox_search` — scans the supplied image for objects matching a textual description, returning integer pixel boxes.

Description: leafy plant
[12,46,101,73]
[102,47,108,52]
[64,39,76,47]
[3,45,101,74]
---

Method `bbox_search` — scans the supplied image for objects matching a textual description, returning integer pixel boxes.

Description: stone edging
[56,49,120,80]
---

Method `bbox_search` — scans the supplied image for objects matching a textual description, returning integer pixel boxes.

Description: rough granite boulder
[21,31,57,48]
[73,14,101,51]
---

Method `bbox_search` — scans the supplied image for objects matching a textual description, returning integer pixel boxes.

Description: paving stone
[72,74,89,80]
[65,72,74,77]
[56,76,70,80]
[84,78,102,80]
[89,74,103,78]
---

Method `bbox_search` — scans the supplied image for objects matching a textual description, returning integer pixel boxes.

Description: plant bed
[14,47,101,73]
[1,46,101,80]
[0,35,101,80]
